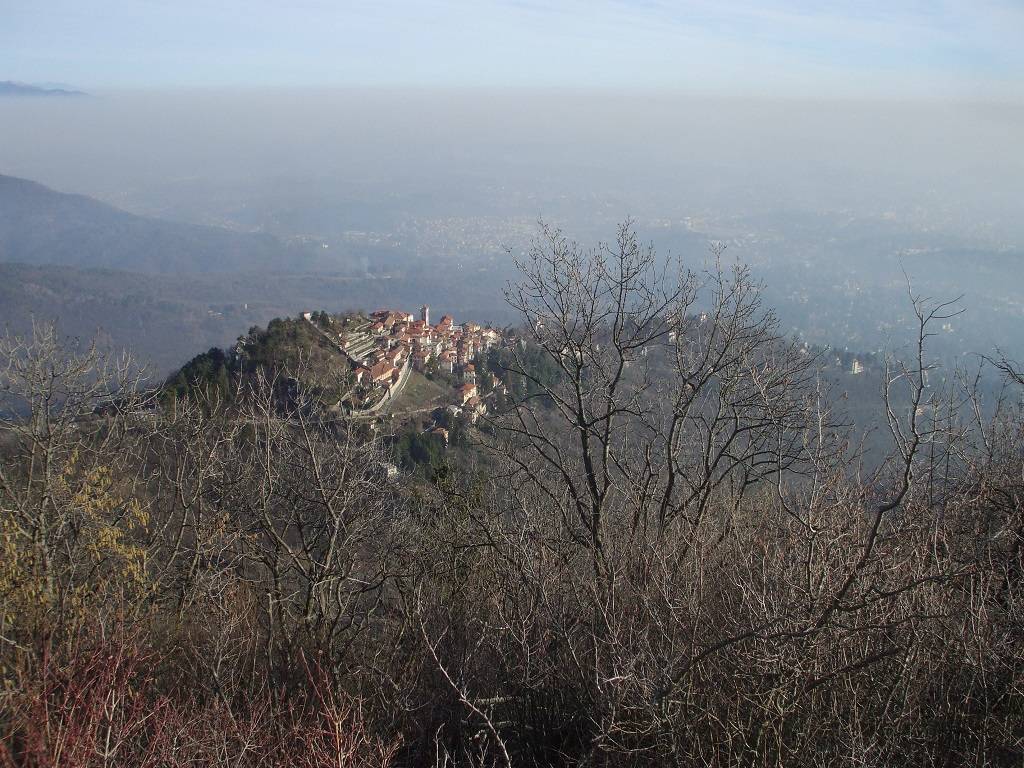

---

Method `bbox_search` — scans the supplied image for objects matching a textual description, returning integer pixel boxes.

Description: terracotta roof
[369,360,394,379]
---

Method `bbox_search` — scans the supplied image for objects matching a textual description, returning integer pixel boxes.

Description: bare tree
[408,221,1023,765]
[0,322,154,644]
[495,222,824,574]
[4,246,1022,766]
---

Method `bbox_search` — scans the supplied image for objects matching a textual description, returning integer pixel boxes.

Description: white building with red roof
[458,382,478,404]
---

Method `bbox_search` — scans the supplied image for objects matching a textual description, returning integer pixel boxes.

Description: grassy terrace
[384,370,449,415]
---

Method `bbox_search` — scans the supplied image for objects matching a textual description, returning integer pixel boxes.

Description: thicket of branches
[1,222,1021,766]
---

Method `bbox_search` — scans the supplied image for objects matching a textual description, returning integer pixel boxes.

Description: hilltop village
[302,305,509,433]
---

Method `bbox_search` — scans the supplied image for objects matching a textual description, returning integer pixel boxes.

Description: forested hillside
[0,173,315,273]
[1,223,1021,766]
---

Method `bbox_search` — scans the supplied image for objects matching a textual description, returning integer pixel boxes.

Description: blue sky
[2,0,1022,96]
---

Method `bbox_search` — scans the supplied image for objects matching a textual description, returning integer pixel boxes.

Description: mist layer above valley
[0,89,1021,373]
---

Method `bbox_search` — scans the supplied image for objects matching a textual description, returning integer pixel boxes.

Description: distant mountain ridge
[0,260,514,375]
[0,81,86,97]
[0,173,319,273]
[0,172,514,374]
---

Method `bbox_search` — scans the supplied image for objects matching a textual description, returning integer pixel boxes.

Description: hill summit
[0,173,316,273]
[0,81,85,96]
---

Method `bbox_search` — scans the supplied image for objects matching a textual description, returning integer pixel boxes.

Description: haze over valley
[2,90,1022,373]
[3,4,1024,765]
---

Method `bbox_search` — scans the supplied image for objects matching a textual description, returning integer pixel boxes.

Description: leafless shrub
[2,224,1022,767]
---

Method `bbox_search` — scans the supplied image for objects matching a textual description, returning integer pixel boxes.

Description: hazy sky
[3,0,1022,97]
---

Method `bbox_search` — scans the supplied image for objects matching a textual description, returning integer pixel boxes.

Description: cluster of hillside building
[332,305,504,418]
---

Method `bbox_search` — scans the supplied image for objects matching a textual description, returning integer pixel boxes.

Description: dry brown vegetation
[1,222,1021,766]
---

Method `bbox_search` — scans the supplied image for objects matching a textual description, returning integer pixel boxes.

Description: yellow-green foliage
[70,465,149,590]
[0,515,45,635]
[0,460,151,640]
